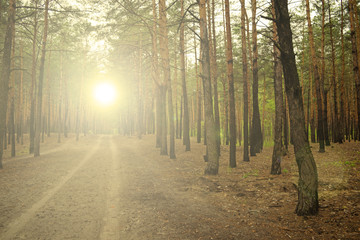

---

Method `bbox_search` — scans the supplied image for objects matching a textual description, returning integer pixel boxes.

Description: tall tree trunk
[261,73,266,143]
[0,0,15,168]
[180,0,190,151]
[310,65,316,143]
[222,77,229,145]
[320,0,330,146]
[339,0,345,143]
[306,0,325,152]
[274,0,319,216]
[195,30,202,144]
[207,0,220,156]
[18,44,24,145]
[152,0,162,148]
[159,0,175,159]
[283,96,289,150]
[137,38,143,139]
[29,0,38,154]
[225,0,237,167]
[63,73,68,138]
[159,85,167,155]
[250,0,262,156]
[76,50,84,141]
[34,0,49,157]
[271,0,283,175]
[174,44,179,139]
[199,0,219,174]
[221,0,229,146]
[58,54,63,144]
[240,0,250,162]
[46,51,51,138]
[9,28,15,157]
[349,0,360,140]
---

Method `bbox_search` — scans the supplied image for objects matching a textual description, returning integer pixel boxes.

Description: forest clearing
[0,134,359,239]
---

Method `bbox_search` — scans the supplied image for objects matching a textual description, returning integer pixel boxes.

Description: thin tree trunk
[221,0,229,146]
[283,96,289,150]
[34,0,49,157]
[46,51,51,138]
[180,0,190,151]
[195,30,202,144]
[0,0,15,168]
[152,0,161,148]
[9,26,15,157]
[339,0,345,143]
[76,49,84,141]
[137,38,143,139]
[261,73,266,143]
[225,0,237,167]
[63,72,68,138]
[274,0,319,216]
[271,0,283,175]
[222,77,229,145]
[240,0,250,162]
[174,45,179,139]
[306,0,325,152]
[58,54,63,144]
[29,0,38,154]
[18,44,24,145]
[320,0,330,146]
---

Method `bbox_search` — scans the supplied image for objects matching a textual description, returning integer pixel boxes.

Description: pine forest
[0,0,359,239]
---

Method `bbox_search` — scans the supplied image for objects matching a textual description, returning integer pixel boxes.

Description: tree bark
[271,0,283,175]
[29,0,38,154]
[180,0,190,151]
[209,0,220,156]
[34,0,49,157]
[76,49,84,141]
[199,0,219,175]
[224,0,237,167]
[349,0,360,141]
[9,26,15,157]
[137,38,143,139]
[0,0,15,168]
[152,0,161,148]
[320,0,330,146]
[195,28,202,144]
[306,0,325,152]
[339,0,345,143]
[250,0,262,156]
[159,0,175,159]
[274,0,319,216]
[240,0,250,162]
[18,44,24,145]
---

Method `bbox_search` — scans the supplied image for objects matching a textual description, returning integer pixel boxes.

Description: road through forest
[0,134,359,240]
[0,135,252,240]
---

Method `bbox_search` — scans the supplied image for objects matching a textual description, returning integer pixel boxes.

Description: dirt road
[1,135,359,240]
[0,135,248,240]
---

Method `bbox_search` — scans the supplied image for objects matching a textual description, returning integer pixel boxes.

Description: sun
[93,82,117,106]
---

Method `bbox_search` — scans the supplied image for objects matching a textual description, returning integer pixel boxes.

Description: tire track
[1,136,103,239]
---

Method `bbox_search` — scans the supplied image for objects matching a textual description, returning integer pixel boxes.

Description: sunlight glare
[93,82,117,106]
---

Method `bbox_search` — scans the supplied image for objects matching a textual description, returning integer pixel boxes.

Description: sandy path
[1,135,359,239]
[0,135,250,240]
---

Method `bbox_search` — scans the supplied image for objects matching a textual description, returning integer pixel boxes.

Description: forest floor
[0,133,359,240]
